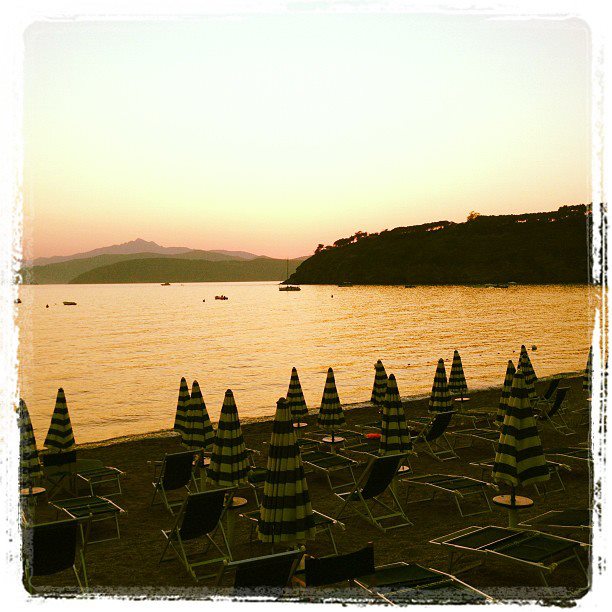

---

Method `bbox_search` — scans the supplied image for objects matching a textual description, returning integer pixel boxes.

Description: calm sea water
[17,282,593,444]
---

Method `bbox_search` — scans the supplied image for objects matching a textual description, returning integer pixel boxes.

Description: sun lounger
[335,452,413,531]
[150,450,199,514]
[403,474,496,517]
[449,427,499,452]
[408,412,458,461]
[76,465,124,497]
[546,447,592,466]
[23,518,88,593]
[430,525,589,587]
[301,449,359,493]
[533,378,561,408]
[518,509,591,534]
[535,388,573,435]
[159,487,235,581]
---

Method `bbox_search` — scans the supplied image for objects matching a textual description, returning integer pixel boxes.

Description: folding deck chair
[335,453,413,532]
[430,525,589,587]
[23,518,88,593]
[240,508,344,554]
[535,388,574,435]
[408,412,458,461]
[40,451,78,499]
[151,450,199,514]
[533,378,561,409]
[301,449,359,493]
[518,509,592,535]
[160,487,235,581]
[403,474,496,517]
[216,548,305,590]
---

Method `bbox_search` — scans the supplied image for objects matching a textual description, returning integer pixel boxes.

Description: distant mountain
[31,238,262,266]
[288,205,589,285]
[68,257,305,284]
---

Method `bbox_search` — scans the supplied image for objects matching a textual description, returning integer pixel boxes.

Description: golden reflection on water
[17,282,593,443]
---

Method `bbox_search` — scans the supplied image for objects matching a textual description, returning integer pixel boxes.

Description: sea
[16,282,594,444]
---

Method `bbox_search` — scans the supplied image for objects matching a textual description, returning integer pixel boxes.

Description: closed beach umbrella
[173,377,190,434]
[182,380,214,451]
[207,389,250,487]
[495,360,516,427]
[492,368,549,511]
[448,350,468,401]
[44,388,76,452]
[379,374,412,456]
[287,367,308,424]
[583,346,592,393]
[370,360,388,405]
[317,368,346,441]
[258,398,316,545]
[18,399,42,486]
[429,359,453,413]
[518,345,537,401]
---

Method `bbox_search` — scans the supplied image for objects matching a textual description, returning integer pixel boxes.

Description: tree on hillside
[467,211,481,222]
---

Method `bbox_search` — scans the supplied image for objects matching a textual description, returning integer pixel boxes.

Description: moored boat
[63,301,77,306]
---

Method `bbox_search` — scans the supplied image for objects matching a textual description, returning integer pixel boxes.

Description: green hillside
[288,205,590,285]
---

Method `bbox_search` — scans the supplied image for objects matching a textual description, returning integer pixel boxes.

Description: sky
[22,12,592,259]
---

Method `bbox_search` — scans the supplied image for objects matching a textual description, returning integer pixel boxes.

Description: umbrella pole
[508,485,518,528]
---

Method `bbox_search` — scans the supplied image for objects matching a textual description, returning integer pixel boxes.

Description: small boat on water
[338,282,353,287]
[14,298,21,304]
[279,285,301,291]
[63,301,77,306]
[161,282,171,286]
[215,295,229,300]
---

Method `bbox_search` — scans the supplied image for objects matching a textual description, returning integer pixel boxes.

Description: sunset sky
[23,12,591,259]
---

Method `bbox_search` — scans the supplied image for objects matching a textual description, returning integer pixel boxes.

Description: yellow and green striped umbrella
[173,377,190,434]
[518,345,537,400]
[379,374,412,456]
[317,367,346,433]
[258,398,316,544]
[287,367,308,422]
[428,359,453,413]
[492,368,549,490]
[583,346,592,392]
[181,380,214,450]
[370,360,388,405]
[495,360,516,427]
[207,389,250,487]
[448,350,468,399]
[18,399,42,485]
[43,388,76,452]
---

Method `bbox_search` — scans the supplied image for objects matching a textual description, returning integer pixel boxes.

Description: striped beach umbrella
[317,368,346,440]
[18,399,42,486]
[44,388,76,452]
[181,380,214,451]
[370,360,388,405]
[258,398,316,544]
[492,368,549,505]
[428,359,453,413]
[495,360,516,427]
[379,374,412,456]
[518,345,537,400]
[206,389,250,487]
[448,350,468,400]
[173,377,190,434]
[583,346,592,392]
[287,368,308,424]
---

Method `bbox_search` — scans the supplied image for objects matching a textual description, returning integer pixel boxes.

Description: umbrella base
[453,397,471,403]
[492,494,534,528]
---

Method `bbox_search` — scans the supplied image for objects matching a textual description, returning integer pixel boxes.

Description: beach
[23,373,591,601]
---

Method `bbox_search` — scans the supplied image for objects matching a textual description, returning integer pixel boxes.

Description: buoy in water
[46,304,49,308]
[532,345,537,351]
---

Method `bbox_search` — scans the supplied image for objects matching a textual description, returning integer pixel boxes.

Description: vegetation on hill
[289,205,589,285]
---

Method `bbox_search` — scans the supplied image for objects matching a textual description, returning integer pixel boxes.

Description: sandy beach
[24,374,591,602]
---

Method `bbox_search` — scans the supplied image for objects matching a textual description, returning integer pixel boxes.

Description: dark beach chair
[408,412,458,461]
[430,525,589,587]
[23,518,87,593]
[241,508,343,554]
[546,446,592,466]
[335,453,413,532]
[533,378,561,408]
[76,465,124,497]
[246,466,267,507]
[518,509,591,535]
[301,449,359,493]
[151,450,198,514]
[159,488,234,581]
[50,494,126,546]
[40,450,78,499]
[216,548,305,590]
[449,427,499,453]
[403,473,496,517]
[535,387,573,435]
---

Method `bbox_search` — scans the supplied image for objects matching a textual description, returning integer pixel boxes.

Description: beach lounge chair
[159,487,235,581]
[150,450,199,514]
[518,509,591,535]
[241,508,343,554]
[449,427,499,453]
[535,387,573,435]
[301,449,359,493]
[335,452,413,532]
[403,474,496,517]
[76,465,124,497]
[40,450,78,498]
[533,378,561,408]
[50,494,126,546]
[546,446,592,467]
[23,518,88,593]
[215,548,305,590]
[430,525,589,587]
[408,412,458,461]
